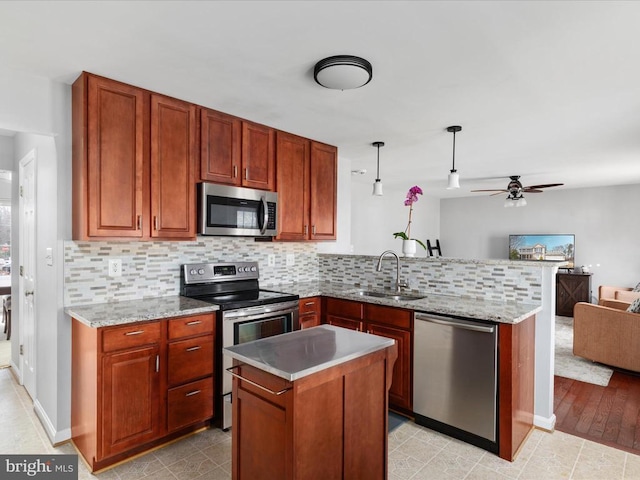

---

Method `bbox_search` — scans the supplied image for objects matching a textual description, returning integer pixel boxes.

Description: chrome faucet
[376,250,407,293]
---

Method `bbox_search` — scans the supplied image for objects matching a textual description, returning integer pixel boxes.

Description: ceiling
[1,1,640,199]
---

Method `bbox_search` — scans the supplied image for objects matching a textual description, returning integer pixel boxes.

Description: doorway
[0,170,11,368]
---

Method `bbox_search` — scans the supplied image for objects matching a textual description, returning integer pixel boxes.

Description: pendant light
[372,141,384,196]
[446,125,462,189]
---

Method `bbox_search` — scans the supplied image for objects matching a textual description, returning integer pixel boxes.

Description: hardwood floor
[555,370,640,455]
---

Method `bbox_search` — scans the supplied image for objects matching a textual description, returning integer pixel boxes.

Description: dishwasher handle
[415,313,496,334]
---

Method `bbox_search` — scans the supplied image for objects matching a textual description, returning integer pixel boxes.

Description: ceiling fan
[471,176,564,207]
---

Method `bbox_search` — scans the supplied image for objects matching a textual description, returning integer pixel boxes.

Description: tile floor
[1,367,638,479]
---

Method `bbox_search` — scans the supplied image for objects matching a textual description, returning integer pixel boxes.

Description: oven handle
[226,365,292,396]
[223,302,299,322]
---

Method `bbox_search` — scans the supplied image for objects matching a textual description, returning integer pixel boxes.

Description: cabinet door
[86,75,145,238]
[101,345,161,458]
[150,94,197,238]
[276,131,310,240]
[200,107,241,185]
[309,142,337,240]
[242,121,275,190]
[556,274,591,316]
[366,322,412,411]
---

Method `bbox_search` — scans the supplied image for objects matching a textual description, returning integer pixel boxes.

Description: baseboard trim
[34,399,72,445]
[534,413,556,432]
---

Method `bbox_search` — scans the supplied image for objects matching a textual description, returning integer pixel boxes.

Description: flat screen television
[509,234,575,268]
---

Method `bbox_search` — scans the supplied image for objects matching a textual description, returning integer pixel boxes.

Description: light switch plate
[108,259,122,277]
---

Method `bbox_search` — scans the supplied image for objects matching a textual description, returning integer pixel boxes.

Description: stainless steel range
[180,261,299,430]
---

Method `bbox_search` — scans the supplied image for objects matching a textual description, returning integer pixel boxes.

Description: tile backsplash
[319,254,544,303]
[65,240,547,306]
[64,238,319,305]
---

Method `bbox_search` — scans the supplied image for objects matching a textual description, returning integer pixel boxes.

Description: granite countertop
[264,281,541,324]
[223,324,395,381]
[65,295,219,328]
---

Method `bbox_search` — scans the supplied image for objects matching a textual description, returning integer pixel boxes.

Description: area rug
[555,316,613,386]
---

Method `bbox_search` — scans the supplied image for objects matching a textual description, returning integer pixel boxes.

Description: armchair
[599,285,640,303]
[573,300,640,373]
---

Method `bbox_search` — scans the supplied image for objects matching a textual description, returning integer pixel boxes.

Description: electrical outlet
[267,254,276,267]
[108,259,122,277]
[286,253,295,266]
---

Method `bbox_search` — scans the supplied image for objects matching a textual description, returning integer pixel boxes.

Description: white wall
[350,181,440,256]
[0,136,14,171]
[0,65,71,443]
[441,184,640,296]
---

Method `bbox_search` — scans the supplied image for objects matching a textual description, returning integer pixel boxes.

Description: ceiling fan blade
[470,189,509,193]
[490,191,507,197]
[523,188,544,193]
[524,183,564,190]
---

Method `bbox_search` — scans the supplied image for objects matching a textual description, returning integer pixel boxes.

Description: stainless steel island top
[223,325,395,381]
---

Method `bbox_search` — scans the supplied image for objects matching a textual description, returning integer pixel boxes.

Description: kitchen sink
[350,290,426,302]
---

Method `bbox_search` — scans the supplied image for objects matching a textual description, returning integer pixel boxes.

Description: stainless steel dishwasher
[413,312,498,451]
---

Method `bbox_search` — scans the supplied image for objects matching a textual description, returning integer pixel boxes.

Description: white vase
[402,239,417,257]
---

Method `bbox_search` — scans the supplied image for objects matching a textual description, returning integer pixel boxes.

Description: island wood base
[231,343,398,480]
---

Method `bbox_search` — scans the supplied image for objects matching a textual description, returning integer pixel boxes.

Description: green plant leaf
[415,239,427,250]
[393,232,409,240]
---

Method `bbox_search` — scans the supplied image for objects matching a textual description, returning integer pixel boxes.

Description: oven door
[220,300,299,429]
[199,183,277,237]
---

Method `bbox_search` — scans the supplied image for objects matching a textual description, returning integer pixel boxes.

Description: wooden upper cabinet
[242,121,275,191]
[275,131,309,241]
[199,107,241,185]
[73,73,146,239]
[150,94,197,238]
[309,141,337,240]
[275,135,337,242]
[72,72,197,240]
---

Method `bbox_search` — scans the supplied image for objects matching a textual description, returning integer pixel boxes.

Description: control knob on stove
[250,266,257,272]
[198,268,205,275]
[189,269,197,275]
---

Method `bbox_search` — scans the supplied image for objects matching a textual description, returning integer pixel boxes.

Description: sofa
[599,285,640,303]
[573,299,640,373]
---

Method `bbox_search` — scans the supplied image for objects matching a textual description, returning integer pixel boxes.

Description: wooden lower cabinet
[231,345,397,480]
[324,298,413,413]
[298,297,322,330]
[101,344,162,459]
[498,315,536,461]
[72,312,216,472]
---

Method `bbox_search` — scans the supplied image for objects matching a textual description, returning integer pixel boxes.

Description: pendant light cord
[451,131,456,172]
[376,143,381,180]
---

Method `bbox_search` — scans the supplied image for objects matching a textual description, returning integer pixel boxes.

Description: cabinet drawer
[299,297,321,314]
[364,304,412,330]
[300,313,320,330]
[102,321,161,353]
[325,298,363,319]
[326,315,362,332]
[168,314,215,340]
[167,377,214,432]
[168,335,214,386]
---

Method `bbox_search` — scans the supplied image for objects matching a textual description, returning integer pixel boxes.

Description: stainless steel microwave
[198,183,278,237]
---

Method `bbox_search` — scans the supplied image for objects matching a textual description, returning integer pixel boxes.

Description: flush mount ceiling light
[372,141,384,196]
[314,55,373,90]
[446,125,462,189]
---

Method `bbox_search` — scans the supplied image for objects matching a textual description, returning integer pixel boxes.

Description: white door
[19,150,36,399]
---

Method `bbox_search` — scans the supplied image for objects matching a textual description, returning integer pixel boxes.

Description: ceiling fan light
[314,55,373,90]
[372,179,383,196]
[447,171,460,189]
[516,196,527,207]
[504,197,515,208]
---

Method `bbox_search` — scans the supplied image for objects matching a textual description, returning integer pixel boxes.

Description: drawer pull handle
[186,320,202,326]
[185,390,201,397]
[226,365,292,396]
[186,346,201,352]
[125,330,144,336]
[304,302,315,306]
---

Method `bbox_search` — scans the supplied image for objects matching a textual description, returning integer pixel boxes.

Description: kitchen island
[224,325,398,480]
